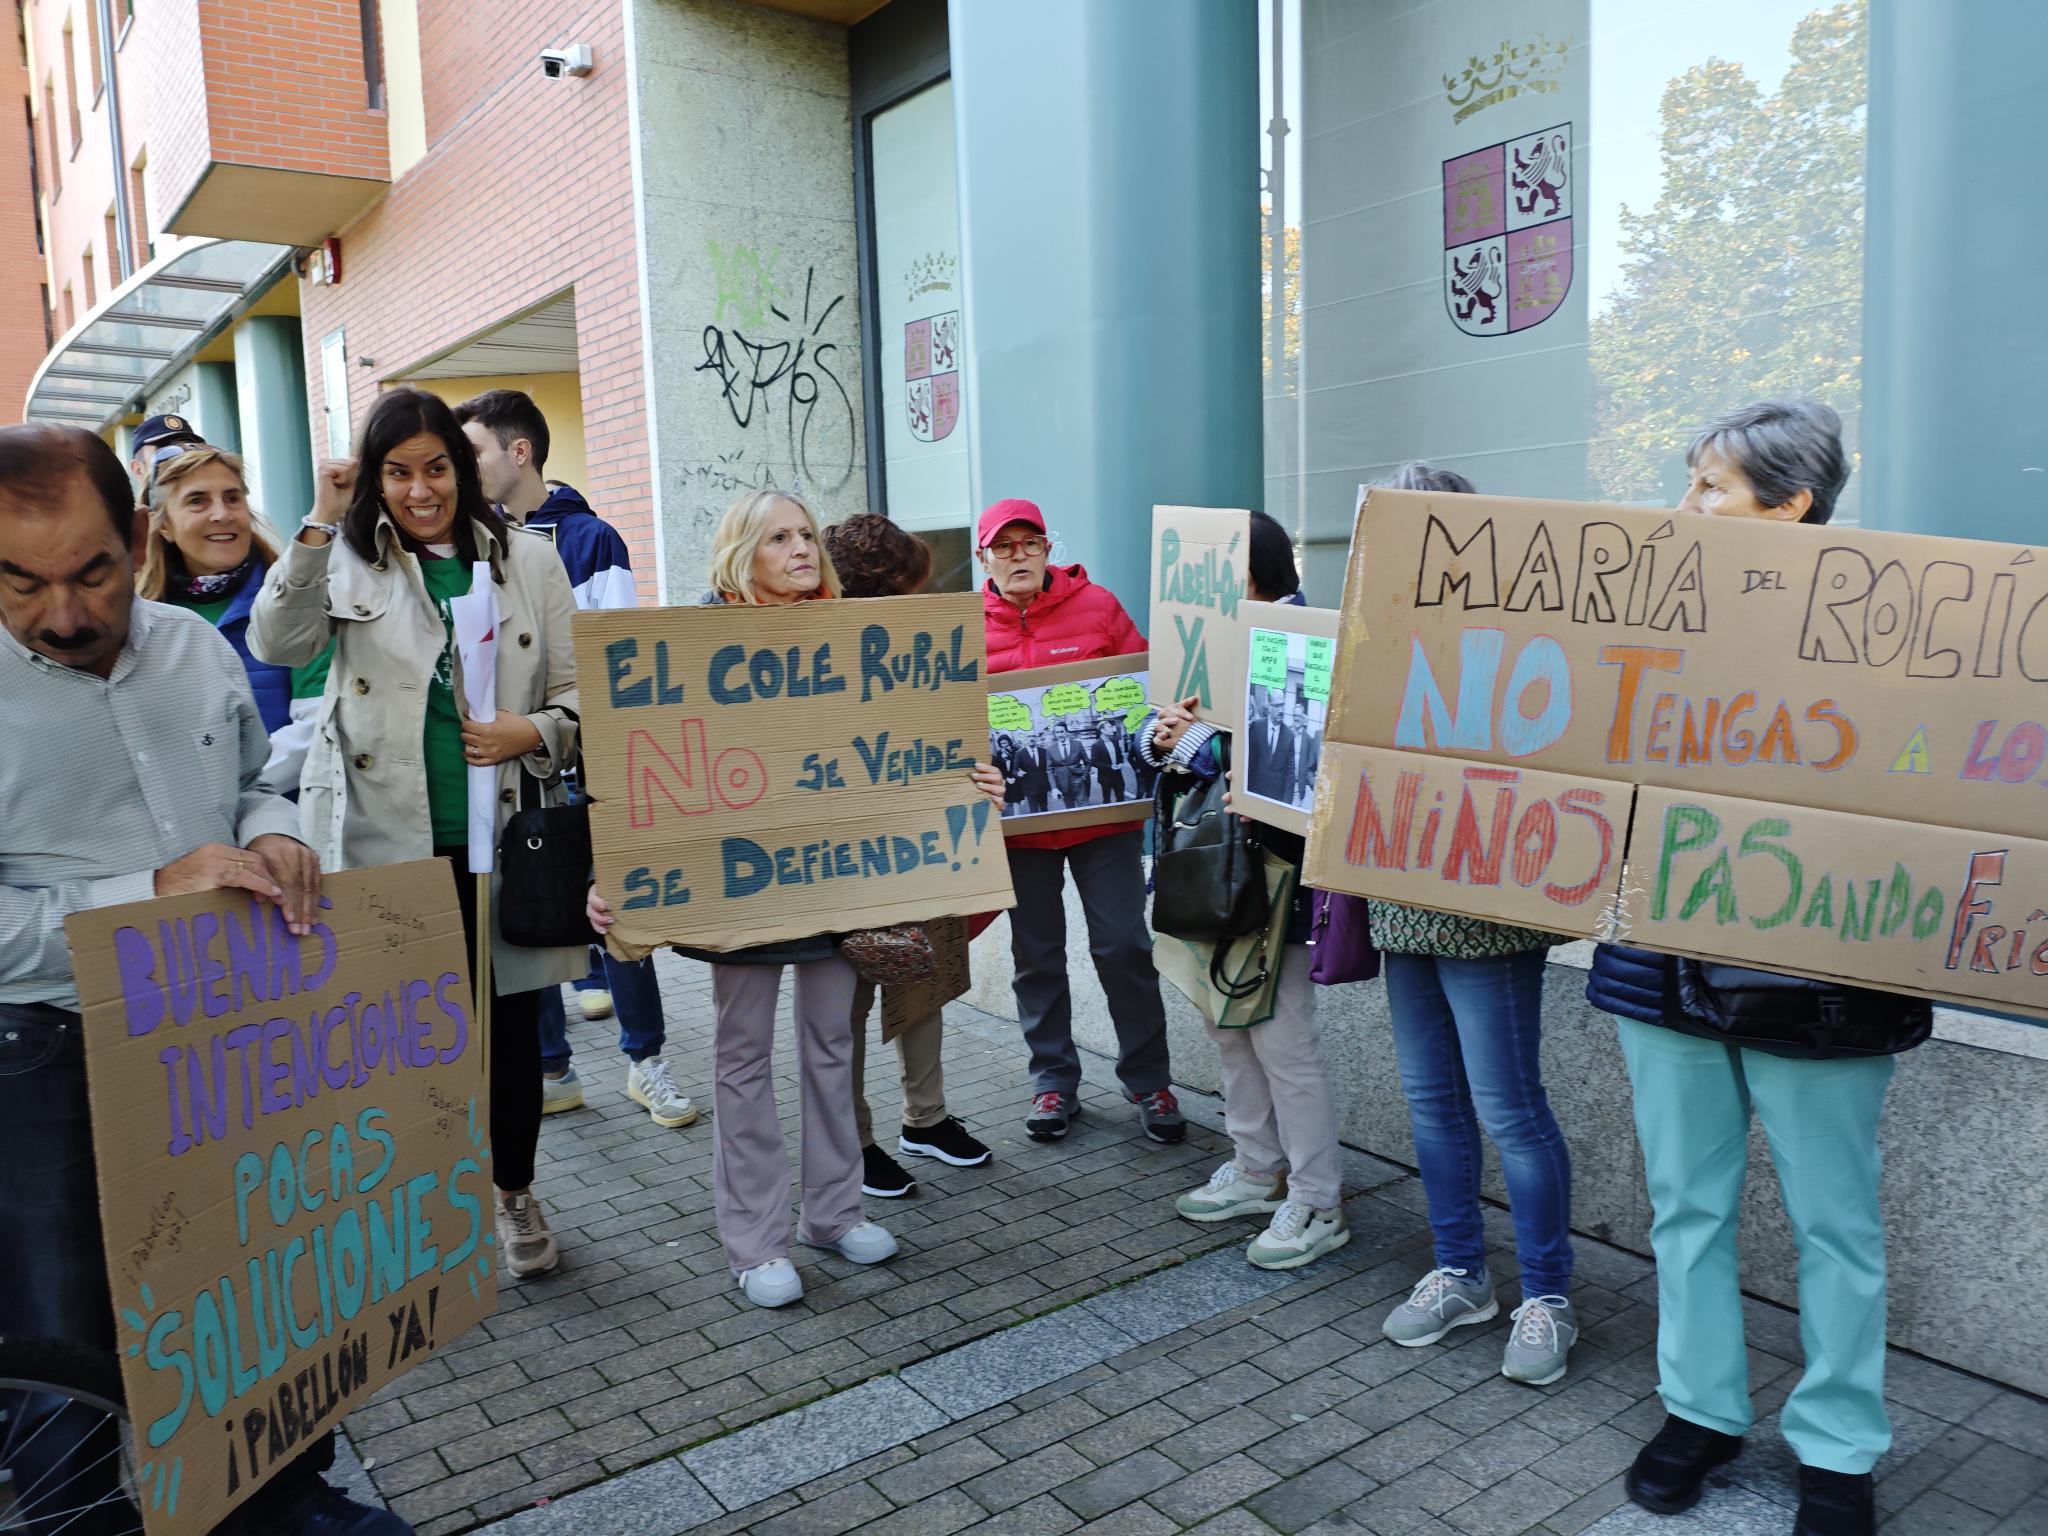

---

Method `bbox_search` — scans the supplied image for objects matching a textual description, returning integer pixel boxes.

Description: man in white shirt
[0,425,410,1536]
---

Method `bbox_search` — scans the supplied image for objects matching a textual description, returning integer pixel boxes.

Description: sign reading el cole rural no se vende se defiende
[574,595,1016,956]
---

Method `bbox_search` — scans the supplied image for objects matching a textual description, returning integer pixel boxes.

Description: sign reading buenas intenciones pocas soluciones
[574,595,1017,956]
[64,861,493,1536]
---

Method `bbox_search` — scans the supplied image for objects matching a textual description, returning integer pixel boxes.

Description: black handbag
[497,771,596,949]
[1673,959,1933,1059]
[1151,769,1269,946]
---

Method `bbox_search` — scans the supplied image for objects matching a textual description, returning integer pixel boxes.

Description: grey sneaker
[1501,1294,1578,1386]
[1382,1266,1498,1346]
[1026,1091,1077,1140]
[1129,1087,1186,1144]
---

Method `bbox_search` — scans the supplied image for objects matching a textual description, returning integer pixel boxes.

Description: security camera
[539,45,593,80]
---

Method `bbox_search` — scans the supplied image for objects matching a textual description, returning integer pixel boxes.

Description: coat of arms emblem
[1442,122,1573,337]
[904,310,960,442]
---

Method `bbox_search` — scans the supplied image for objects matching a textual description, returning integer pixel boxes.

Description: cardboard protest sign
[1304,743,1624,938]
[880,915,970,1044]
[1150,506,1251,729]
[575,596,1015,956]
[1309,482,2048,1010]
[989,652,1155,834]
[1233,603,1338,835]
[1327,485,2048,839]
[62,862,493,1536]
[1617,786,2048,1020]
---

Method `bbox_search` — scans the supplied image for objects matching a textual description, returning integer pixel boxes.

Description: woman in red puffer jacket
[977,498,1181,1146]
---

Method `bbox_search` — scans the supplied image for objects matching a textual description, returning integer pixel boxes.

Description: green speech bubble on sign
[1248,629,1289,690]
[1041,683,1090,718]
[988,695,1032,732]
[1304,636,1334,702]
[1093,676,1146,714]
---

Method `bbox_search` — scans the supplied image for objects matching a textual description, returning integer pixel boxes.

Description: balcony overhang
[164,162,388,248]
[23,237,296,430]
[736,0,889,23]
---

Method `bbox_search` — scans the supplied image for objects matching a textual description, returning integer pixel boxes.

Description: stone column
[1862,2,2048,541]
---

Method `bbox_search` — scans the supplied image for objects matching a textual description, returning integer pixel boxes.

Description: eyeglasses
[988,536,1047,559]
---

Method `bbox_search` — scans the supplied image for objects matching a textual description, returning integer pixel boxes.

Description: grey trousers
[1209,945,1342,1209]
[1006,829,1172,1098]
[710,956,865,1274]
[850,979,948,1145]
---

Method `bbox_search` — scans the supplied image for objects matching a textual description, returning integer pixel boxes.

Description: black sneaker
[1794,1466,1875,1536]
[899,1116,992,1167]
[1130,1087,1186,1144]
[1625,1414,1743,1515]
[1025,1091,1078,1140]
[861,1141,917,1198]
[231,1484,414,1536]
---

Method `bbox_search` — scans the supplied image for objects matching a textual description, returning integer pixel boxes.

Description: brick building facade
[296,0,653,572]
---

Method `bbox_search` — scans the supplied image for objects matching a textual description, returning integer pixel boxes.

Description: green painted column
[233,315,316,532]
[948,0,1262,607]
[1862,2,2048,542]
[194,363,243,454]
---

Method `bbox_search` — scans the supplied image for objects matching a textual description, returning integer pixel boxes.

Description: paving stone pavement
[342,952,2048,1535]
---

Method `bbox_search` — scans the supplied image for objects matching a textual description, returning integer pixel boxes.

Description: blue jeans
[536,946,667,1071]
[0,1003,333,1534]
[1382,950,1574,1297]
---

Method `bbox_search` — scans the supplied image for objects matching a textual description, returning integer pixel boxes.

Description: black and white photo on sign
[1242,637,1328,817]
[988,672,1156,821]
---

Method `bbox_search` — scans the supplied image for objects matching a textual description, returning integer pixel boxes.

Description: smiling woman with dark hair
[250,386,586,1286]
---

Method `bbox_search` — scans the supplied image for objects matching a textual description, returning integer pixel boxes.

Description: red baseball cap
[977,498,1046,549]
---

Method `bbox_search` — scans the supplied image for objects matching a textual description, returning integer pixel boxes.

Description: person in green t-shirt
[418,555,474,847]
[247,386,586,1287]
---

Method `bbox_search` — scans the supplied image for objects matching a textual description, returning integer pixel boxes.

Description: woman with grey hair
[1365,462,1580,1387]
[1677,399,1849,524]
[1592,401,1915,1536]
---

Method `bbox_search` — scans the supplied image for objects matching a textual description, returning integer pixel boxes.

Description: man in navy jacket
[457,390,699,1133]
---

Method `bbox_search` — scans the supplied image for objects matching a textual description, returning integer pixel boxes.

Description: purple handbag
[1307,888,1380,984]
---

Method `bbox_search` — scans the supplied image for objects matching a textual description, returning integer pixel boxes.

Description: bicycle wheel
[0,1334,141,1535]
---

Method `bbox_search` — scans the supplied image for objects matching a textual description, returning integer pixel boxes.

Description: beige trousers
[850,979,948,1146]
[1207,944,1343,1210]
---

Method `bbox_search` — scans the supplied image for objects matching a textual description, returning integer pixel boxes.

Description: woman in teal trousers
[1590,401,1926,1536]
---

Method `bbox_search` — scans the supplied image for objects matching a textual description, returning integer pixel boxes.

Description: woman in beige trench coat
[251,386,583,1280]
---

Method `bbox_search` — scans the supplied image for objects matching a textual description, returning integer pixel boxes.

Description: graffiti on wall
[695,240,858,496]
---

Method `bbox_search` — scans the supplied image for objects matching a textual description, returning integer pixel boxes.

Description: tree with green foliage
[1591,2,1865,509]
[1263,204,1302,396]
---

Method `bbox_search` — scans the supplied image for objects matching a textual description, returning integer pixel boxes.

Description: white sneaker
[1175,1160,1285,1223]
[626,1057,698,1128]
[737,1258,803,1308]
[540,1066,584,1114]
[1246,1200,1351,1270]
[801,1220,899,1265]
[578,989,614,1021]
